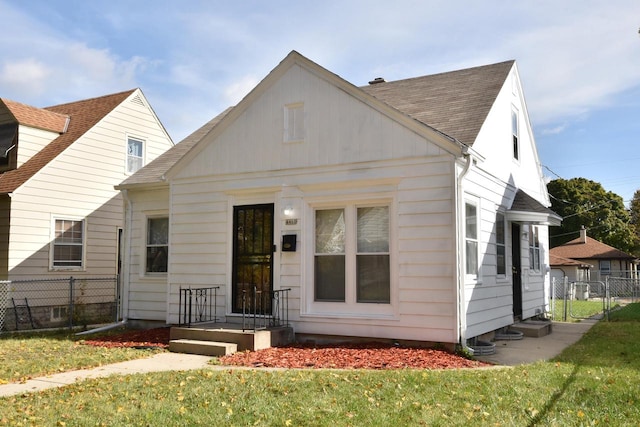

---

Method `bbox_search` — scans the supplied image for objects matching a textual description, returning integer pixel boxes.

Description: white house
[117,51,560,347]
[0,90,173,329]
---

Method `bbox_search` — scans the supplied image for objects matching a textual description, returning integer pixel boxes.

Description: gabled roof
[0,89,136,194]
[507,189,562,226]
[550,235,637,261]
[117,107,233,189]
[360,60,515,146]
[0,99,69,133]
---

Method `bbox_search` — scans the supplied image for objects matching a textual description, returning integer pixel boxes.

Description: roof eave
[506,210,562,227]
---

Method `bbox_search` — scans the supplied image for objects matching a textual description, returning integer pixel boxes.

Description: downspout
[77,189,132,336]
[456,146,473,352]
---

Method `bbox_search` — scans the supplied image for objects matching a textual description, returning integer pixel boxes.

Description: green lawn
[550,299,607,322]
[2,304,640,426]
[0,329,162,383]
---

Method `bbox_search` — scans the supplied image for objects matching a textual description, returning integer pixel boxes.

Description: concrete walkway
[475,318,598,366]
[0,352,212,398]
[0,319,598,398]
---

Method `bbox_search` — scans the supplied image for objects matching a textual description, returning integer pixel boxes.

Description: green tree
[547,178,638,254]
[629,189,640,245]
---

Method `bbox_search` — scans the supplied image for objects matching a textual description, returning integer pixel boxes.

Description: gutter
[455,145,475,352]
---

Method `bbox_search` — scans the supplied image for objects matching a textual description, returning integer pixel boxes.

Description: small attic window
[284,103,304,142]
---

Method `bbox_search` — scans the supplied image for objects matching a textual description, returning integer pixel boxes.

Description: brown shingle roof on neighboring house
[0,89,135,194]
[0,98,69,133]
[360,60,515,146]
[550,235,637,261]
[549,254,592,268]
[117,107,233,188]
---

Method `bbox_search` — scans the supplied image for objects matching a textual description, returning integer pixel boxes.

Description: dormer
[0,99,69,172]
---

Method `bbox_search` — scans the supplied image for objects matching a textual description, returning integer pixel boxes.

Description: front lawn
[2,303,640,426]
[0,329,163,383]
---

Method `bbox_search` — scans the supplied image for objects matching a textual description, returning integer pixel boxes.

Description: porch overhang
[507,189,562,227]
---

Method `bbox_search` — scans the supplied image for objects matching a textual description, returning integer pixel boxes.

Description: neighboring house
[549,227,638,282]
[117,51,560,347]
[0,89,173,281]
[549,253,591,285]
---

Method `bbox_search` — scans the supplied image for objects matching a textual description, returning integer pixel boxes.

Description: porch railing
[178,286,220,327]
[242,286,291,332]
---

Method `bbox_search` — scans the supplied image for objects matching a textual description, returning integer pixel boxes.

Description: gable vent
[130,94,145,107]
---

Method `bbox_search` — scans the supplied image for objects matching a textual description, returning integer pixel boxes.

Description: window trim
[50,217,86,271]
[511,107,520,161]
[496,211,507,277]
[528,226,541,272]
[126,135,145,175]
[145,215,169,275]
[306,198,395,318]
[464,197,480,282]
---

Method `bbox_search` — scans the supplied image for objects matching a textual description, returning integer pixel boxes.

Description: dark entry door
[232,204,274,313]
[511,223,523,319]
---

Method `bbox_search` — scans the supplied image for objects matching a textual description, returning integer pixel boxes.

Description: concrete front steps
[511,319,553,338]
[169,323,294,356]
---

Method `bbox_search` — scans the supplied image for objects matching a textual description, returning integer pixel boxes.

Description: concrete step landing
[511,320,552,338]
[169,339,238,356]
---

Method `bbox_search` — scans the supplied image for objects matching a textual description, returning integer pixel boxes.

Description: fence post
[563,276,568,322]
[68,277,75,330]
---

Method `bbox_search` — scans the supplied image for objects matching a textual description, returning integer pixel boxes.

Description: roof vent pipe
[580,225,587,243]
[368,77,386,85]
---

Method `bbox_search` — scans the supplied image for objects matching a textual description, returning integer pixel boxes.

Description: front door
[511,223,523,319]
[232,204,274,313]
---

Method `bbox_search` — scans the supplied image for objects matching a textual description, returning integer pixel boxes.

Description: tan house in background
[549,227,638,283]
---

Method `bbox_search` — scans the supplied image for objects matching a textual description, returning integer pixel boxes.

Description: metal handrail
[241,286,291,332]
[178,286,220,327]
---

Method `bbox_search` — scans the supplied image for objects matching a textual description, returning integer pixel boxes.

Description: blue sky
[1,0,639,203]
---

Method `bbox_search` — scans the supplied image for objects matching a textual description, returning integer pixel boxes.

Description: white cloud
[0,59,51,97]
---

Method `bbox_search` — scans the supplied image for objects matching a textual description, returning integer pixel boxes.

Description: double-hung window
[53,219,84,268]
[496,212,506,276]
[512,108,519,160]
[127,137,144,174]
[146,217,168,273]
[528,226,541,271]
[314,204,390,305]
[465,201,479,277]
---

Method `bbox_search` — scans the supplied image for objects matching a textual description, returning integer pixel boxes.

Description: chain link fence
[551,275,640,322]
[0,276,119,332]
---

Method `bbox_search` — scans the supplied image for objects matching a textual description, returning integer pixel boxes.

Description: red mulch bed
[82,327,487,370]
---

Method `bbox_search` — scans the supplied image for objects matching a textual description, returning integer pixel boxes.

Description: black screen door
[232,204,274,313]
[511,223,523,319]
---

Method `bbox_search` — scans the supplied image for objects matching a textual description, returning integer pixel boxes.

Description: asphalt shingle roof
[0,90,135,194]
[550,235,637,261]
[0,99,69,133]
[360,60,515,146]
